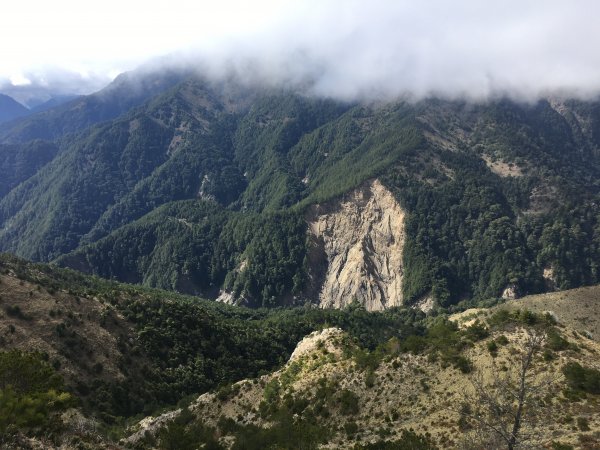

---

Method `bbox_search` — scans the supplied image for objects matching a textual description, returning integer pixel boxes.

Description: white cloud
[2,0,600,100]
[9,74,31,86]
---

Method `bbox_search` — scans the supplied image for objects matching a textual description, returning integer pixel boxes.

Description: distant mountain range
[1,65,600,311]
[0,93,29,124]
[0,92,85,125]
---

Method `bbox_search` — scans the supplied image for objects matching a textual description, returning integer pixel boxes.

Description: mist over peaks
[3,1,600,102]
[192,1,600,102]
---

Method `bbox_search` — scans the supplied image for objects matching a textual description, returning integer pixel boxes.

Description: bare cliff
[306,179,406,311]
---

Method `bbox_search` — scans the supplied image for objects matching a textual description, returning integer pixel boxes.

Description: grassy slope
[452,285,600,342]
[128,320,600,449]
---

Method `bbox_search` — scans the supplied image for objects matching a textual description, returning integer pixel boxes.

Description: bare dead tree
[458,330,556,450]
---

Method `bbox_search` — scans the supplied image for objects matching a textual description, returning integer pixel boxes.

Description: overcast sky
[2,0,600,101]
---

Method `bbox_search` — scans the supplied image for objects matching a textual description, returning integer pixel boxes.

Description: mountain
[2,254,599,448]
[0,254,422,448]
[123,316,600,450]
[0,67,191,144]
[2,68,600,311]
[0,93,29,124]
[29,95,81,113]
[0,140,59,198]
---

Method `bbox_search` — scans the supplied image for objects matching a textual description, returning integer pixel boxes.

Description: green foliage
[0,141,59,199]
[551,443,574,450]
[487,340,499,356]
[3,304,30,320]
[0,350,75,435]
[0,255,426,426]
[0,350,64,394]
[396,318,475,373]
[487,309,555,330]
[0,388,74,434]
[496,335,509,345]
[336,389,360,415]
[382,99,600,305]
[157,408,222,450]
[562,362,600,395]
[4,89,600,310]
[215,404,330,450]
[60,201,309,307]
[546,328,570,351]
[577,416,590,431]
[463,320,490,341]
[353,347,383,372]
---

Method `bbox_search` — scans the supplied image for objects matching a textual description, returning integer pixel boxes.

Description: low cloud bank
[3,1,600,102]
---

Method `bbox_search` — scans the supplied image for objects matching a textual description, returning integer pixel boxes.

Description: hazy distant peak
[0,93,29,124]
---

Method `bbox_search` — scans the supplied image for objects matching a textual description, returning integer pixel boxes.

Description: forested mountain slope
[2,66,600,310]
[0,68,190,144]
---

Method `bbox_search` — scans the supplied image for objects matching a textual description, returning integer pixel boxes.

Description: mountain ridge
[1,68,600,310]
[3,253,600,449]
[0,93,29,124]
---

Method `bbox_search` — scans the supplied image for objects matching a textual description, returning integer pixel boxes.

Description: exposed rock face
[543,266,557,290]
[306,179,406,311]
[121,409,182,446]
[289,327,345,362]
[413,295,435,314]
[502,284,519,300]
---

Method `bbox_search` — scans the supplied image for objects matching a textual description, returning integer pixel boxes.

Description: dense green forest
[2,69,600,308]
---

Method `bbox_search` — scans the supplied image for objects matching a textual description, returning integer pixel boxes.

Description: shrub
[464,321,489,342]
[337,389,359,415]
[453,356,473,374]
[487,340,498,356]
[158,408,222,450]
[365,370,376,388]
[353,429,437,449]
[551,443,574,450]
[496,335,509,345]
[354,348,382,371]
[546,328,569,352]
[344,421,359,436]
[0,350,63,394]
[0,350,75,434]
[577,417,590,431]
[562,362,600,395]
[4,305,29,320]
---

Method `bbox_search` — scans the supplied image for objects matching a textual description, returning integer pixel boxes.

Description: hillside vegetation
[2,255,600,448]
[0,254,424,447]
[124,308,600,450]
[2,69,600,309]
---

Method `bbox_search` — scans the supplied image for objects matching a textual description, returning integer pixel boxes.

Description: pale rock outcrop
[543,266,557,290]
[413,295,435,314]
[216,290,236,305]
[121,409,181,446]
[289,327,345,362]
[306,179,406,311]
[502,284,519,300]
